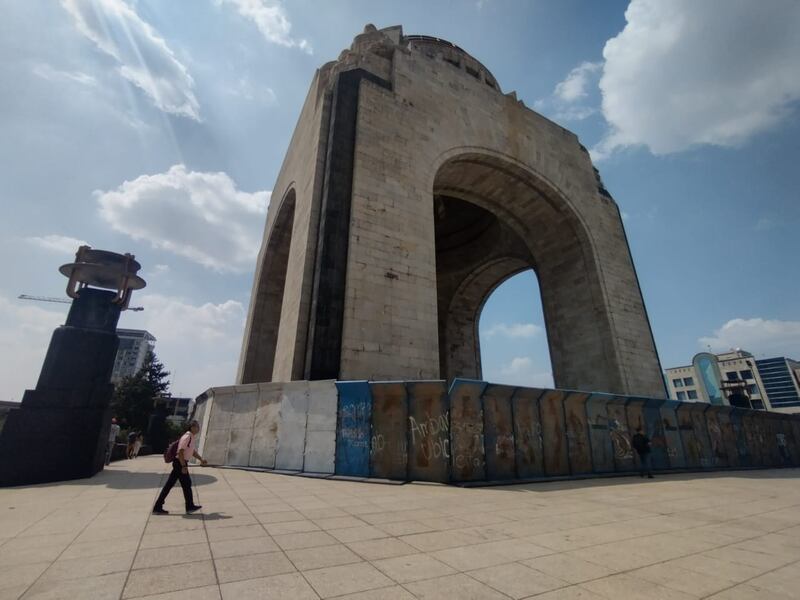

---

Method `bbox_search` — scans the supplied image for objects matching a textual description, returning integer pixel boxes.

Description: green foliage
[111,350,170,432]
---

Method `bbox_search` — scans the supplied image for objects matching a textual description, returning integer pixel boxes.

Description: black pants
[155,459,194,509]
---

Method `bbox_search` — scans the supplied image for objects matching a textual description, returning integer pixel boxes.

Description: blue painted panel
[335,381,372,477]
[660,401,685,468]
[448,378,487,482]
[643,399,669,470]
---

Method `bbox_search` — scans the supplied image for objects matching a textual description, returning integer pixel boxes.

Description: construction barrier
[195,378,800,484]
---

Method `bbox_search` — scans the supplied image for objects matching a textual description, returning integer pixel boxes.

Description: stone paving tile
[133,542,212,570]
[404,573,509,599]
[468,561,569,598]
[214,551,295,583]
[706,584,797,599]
[285,543,362,571]
[209,535,279,559]
[371,552,455,583]
[39,551,136,583]
[219,572,318,600]
[272,530,338,550]
[522,553,615,583]
[130,585,221,600]
[332,585,416,599]
[0,562,50,592]
[60,535,141,560]
[346,537,419,560]
[204,524,267,543]
[264,519,321,535]
[303,562,393,598]
[140,529,207,549]
[122,560,217,599]
[580,573,698,600]
[23,571,128,600]
[330,525,390,543]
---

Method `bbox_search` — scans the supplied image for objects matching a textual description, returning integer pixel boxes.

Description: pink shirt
[177,432,195,461]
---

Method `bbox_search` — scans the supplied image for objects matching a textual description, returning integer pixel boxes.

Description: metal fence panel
[369,382,408,480]
[249,383,283,468]
[677,404,702,468]
[607,398,635,471]
[586,394,615,473]
[705,407,728,468]
[539,390,570,476]
[742,412,763,467]
[482,384,517,481]
[691,404,713,468]
[334,381,372,477]
[227,387,259,466]
[304,380,338,474]
[407,381,449,483]
[717,407,739,469]
[449,379,487,482]
[659,401,684,469]
[512,387,545,478]
[274,382,309,471]
[564,393,592,475]
[642,399,669,470]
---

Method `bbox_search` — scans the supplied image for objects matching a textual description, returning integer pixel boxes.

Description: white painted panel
[196,391,213,456]
[275,381,309,470]
[250,382,284,468]
[207,391,235,431]
[303,380,338,473]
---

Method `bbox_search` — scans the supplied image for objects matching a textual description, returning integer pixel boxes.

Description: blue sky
[1,0,799,400]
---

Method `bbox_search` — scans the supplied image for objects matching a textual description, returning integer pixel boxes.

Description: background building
[111,329,156,383]
[665,349,800,413]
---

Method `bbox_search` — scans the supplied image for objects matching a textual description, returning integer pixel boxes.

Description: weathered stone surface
[238,25,665,398]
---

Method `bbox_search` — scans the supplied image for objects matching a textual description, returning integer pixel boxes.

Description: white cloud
[699,318,800,360]
[484,322,542,338]
[595,0,800,157]
[60,0,200,120]
[32,62,97,87]
[215,0,311,53]
[26,234,90,255]
[489,356,554,388]
[95,164,269,273]
[554,61,601,103]
[152,264,170,274]
[0,296,67,402]
[121,293,245,396]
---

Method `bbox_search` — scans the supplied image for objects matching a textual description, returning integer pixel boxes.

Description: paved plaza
[1,458,799,599]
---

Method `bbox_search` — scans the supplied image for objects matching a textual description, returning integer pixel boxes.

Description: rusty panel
[586,394,614,473]
[717,408,739,468]
[677,404,702,468]
[626,399,646,434]
[512,387,545,478]
[659,402,685,469]
[791,418,800,467]
[643,399,669,470]
[705,407,728,468]
[607,398,635,471]
[407,381,449,483]
[690,404,713,468]
[539,390,570,476]
[742,412,763,467]
[448,379,486,482]
[369,382,408,480]
[482,384,517,481]
[754,413,774,466]
[766,414,785,466]
[729,409,749,466]
[564,393,592,475]
[777,417,795,466]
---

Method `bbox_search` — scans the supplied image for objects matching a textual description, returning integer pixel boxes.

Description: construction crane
[18,294,144,311]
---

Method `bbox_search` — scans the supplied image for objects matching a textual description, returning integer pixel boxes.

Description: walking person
[106,417,120,465]
[127,429,138,459]
[153,420,207,515]
[131,433,143,459]
[632,427,654,479]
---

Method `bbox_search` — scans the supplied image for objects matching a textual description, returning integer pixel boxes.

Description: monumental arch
[238,25,666,398]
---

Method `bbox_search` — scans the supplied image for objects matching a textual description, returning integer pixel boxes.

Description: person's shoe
[152,507,169,515]
[648,474,654,479]
[186,505,203,513]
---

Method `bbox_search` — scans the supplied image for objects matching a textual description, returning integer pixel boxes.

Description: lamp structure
[0,246,146,486]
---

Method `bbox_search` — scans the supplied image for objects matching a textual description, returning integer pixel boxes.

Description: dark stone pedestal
[0,289,121,486]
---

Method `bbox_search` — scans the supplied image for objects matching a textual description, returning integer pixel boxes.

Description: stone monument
[0,247,146,486]
[237,25,665,398]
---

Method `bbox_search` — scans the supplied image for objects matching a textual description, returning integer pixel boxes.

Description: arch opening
[238,190,296,384]
[433,152,620,392]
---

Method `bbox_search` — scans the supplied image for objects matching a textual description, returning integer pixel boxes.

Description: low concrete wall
[195,378,800,483]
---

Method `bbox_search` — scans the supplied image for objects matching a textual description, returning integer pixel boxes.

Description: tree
[111,350,170,433]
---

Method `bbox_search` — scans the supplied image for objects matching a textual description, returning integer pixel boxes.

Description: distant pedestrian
[132,433,143,459]
[106,417,120,465]
[632,427,654,479]
[127,430,138,459]
[153,420,207,515]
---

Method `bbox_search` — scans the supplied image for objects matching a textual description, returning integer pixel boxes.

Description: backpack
[164,439,180,463]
